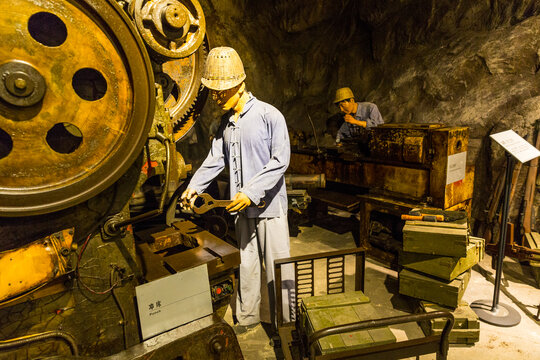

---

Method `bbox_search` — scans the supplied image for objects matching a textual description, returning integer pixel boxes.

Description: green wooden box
[398,268,471,308]
[418,301,480,344]
[402,220,469,257]
[301,291,396,355]
[400,236,484,281]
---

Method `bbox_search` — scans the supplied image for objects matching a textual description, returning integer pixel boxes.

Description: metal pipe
[0,330,79,356]
[285,174,326,189]
[492,153,514,310]
[308,311,454,360]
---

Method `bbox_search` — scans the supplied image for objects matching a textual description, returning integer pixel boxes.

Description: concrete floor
[224,208,540,360]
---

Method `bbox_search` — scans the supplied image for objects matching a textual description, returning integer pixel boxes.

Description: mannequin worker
[334,87,384,145]
[180,47,294,335]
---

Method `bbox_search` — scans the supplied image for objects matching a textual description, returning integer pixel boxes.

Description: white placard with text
[490,130,540,163]
[446,151,467,185]
[136,264,212,340]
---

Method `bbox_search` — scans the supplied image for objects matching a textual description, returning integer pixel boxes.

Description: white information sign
[136,264,212,340]
[490,130,540,163]
[446,151,467,185]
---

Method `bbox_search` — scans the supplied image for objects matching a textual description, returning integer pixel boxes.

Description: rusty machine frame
[0,0,243,359]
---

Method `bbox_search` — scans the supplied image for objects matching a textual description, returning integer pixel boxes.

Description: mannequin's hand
[343,114,355,123]
[180,188,198,210]
[226,192,252,212]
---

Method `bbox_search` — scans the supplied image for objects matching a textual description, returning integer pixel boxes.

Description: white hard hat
[201,47,246,91]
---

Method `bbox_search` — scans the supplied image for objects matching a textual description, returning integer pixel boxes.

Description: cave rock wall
[192,0,540,226]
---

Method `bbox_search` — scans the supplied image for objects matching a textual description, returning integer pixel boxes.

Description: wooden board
[403,221,469,257]
[301,291,396,354]
[418,301,480,344]
[524,232,540,287]
[398,269,471,308]
[400,237,484,281]
[302,291,370,309]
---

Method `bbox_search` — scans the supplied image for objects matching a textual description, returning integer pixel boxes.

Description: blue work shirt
[188,95,290,218]
[336,102,383,143]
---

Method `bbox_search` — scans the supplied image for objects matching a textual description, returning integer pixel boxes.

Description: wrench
[192,193,233,214]
[191,193,266,214]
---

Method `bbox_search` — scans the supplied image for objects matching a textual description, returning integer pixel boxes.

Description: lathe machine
[0,0,242,358]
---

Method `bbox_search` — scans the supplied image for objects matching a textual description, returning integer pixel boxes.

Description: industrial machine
[288,123,474,264]
[0,0,242,358]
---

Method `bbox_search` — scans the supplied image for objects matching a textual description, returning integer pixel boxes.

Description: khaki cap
[201,47,246,91]
[334,87,355,103]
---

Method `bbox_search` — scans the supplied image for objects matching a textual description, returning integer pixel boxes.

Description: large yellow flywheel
[0,0,155,216]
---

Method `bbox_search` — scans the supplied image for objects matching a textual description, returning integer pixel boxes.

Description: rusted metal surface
[147,226,199,253]
[0,1,231,359]
[132,0,206,59]
[160,38,208,139]
[135,220,240,319]
[104,315,243,360]
[0,228,142,358]
[0,229,73,303]
[0,0,155,216]
[135,220,240,279]
[166,220,240,277]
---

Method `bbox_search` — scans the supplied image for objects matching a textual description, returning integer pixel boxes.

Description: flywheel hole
[28,12,68,47]
[0,128,13,159]
[46,123,82,154]
[72,68,107,101]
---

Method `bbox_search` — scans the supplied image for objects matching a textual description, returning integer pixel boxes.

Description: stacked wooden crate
[398,217,485,344]
[300,291,397,355]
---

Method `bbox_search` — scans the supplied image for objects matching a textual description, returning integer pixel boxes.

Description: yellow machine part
[0,229,73,303]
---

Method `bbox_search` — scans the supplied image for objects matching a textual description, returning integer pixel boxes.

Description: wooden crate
[400,237,484,281]
[398,268,471,308]
[301,291,396,355]
[418,301,480,344]
[402,219,469,257]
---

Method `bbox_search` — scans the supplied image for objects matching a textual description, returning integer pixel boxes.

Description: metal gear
[132,0,206,59]
[0,0,155,216]
[157,37,208,141]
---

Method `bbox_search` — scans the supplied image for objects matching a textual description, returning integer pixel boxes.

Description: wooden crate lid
[301,291,370,310]
[305,300,396,354]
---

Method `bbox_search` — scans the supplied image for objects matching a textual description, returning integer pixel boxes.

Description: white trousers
[235,213,295,327]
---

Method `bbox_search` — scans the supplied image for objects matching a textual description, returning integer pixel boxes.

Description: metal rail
[307,311,454,360]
